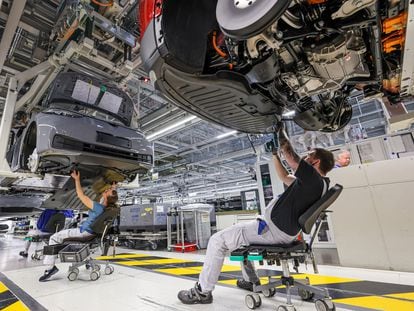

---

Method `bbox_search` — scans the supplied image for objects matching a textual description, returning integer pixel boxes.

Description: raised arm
[71,170,93,209]
[272,151,296,187]
[278,125,301,171]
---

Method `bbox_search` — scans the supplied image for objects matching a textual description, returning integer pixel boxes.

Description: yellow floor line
[333,296,414,311]
[117,258,192,266]
[295,273,360,285]
[95,254,150,260]
[154,264,241,276]
[101,251,414,311]
[218,274,359,286]
[0,281,8,294]
[1,300,30,311]
[385,292,414,301]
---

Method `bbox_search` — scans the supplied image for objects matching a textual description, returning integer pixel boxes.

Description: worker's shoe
[19,251,28,258]
[39,266,59,282]
[236,279,261,292]
[177,283,213,304]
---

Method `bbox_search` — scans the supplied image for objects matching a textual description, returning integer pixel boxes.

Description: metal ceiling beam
[0,11,39,36]
[0,0,27,73]
[139,104,180,129]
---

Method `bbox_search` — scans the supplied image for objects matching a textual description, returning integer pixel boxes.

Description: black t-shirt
[270,160,329,236]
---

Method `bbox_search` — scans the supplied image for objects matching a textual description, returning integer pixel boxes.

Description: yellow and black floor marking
[97,252,414,310]
[0,273,46,311]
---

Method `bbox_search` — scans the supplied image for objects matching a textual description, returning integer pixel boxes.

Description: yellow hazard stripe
[218,274,359,286]
[1,300,30,311]
[154,264,240,275]
[95,253,150,260]
[385,292,414,301]
[116,258,193,266]
[333,296,414,311]
[0,281,8,294]
[294,273,360,285]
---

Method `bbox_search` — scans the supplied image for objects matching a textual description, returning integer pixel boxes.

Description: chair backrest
[43,213,66,233]
[90,208,119,235]
[298,184,343,234]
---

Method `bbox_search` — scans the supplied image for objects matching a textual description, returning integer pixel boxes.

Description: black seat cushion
[248,241,307,253]
[62,235,97,243]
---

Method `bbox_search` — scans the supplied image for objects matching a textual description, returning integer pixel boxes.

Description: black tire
[253,294,262,308]
[245,294,257,310]
[262,287,276,298]
[298,288,314,301]
[67,271,78,281]
[104,266,114,275]
[90,271,100,281]
[315,299,336,311]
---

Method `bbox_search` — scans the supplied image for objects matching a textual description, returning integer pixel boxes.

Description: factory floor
[1,234,414,311]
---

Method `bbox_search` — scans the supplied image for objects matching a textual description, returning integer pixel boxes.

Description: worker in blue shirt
[39,170,118,282]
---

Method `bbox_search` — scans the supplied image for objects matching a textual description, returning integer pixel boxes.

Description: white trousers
[199,220,294,292]
[24,229,51,252]
[43,228,94,267]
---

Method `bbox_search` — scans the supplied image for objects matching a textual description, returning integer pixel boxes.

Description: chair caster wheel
[245,293,262,309]
[262,287,276,297]
[104,265,114,275]
[69,267,79,275]
[315,299,336,311]
[149,242,158,250]
[90,270,100,281]
[67,271,78,281]
[277,305,296,311]
[298,288,314,301]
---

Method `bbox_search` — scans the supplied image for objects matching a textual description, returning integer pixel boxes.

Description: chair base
[243,264,335,311]
[66,258,114,281]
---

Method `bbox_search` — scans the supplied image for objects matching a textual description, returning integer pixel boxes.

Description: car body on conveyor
[8,72,153,181]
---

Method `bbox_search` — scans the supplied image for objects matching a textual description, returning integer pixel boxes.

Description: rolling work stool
[230,184,343,311]
[43,208,119,281]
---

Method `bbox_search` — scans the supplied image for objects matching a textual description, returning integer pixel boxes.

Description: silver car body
[11,72,153,180]
[33,110,153,174]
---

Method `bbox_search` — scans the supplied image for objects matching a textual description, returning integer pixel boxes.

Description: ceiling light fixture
[146,115,198,140]
[216,130,237,139]
[282,110,296,117]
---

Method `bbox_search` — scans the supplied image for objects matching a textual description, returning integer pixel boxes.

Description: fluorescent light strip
[282,110,295,117]
[146,115,197,140]
[216,130,237,139]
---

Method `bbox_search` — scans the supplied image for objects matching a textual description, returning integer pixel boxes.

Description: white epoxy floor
[2,234,414,311]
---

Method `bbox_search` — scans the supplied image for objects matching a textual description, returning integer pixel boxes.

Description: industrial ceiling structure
[0,0,413,210]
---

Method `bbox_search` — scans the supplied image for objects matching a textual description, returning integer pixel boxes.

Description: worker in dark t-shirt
[178,123,335,305]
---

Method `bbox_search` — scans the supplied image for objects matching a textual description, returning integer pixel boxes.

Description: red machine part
[307,0,327,4]
[138,0,162,42]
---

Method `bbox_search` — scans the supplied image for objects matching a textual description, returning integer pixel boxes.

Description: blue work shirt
[80,202,105,234]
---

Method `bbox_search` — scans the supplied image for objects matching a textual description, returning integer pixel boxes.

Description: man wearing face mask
[178,123,335,305]
[39,170,118,282]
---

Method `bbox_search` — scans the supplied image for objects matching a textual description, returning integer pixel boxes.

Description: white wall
[328,157,414,272]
